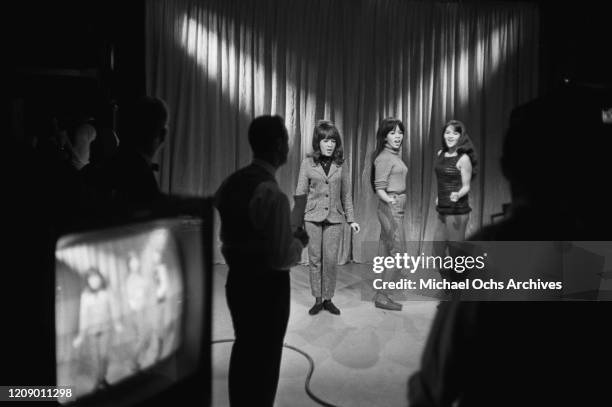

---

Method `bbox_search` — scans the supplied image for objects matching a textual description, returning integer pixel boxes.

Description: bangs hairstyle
[309,120,344,165]
[441,119,478,177]
[370,117,405,191]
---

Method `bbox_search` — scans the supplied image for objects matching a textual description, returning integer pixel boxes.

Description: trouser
[304,221,343,299]
[130,308,150,371]
[433,213,469,282]
[226,269,290,407]
[92,330,110,387]
[376,193,406,295]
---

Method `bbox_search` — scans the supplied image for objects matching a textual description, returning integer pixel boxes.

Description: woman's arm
[450,155,472,202]
[72,292,90,347]
[340,165,355,222]
[105,290,124,333]
[295,159,310,196]
[376,189,397,204]
[373,157,395,204]
[292,159,310,230]
[436,150,442,206]
[340,166,360,233]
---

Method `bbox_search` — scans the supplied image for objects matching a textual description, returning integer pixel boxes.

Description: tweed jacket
[295,157,355,224]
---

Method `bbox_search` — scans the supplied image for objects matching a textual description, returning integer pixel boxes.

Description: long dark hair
[308,120,344,165]
[441,120,478,177]
[84,267,108,292]
[370,117,405,191]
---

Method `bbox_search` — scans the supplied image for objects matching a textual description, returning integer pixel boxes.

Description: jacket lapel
[312,161,326,179]
[327,163,339,179]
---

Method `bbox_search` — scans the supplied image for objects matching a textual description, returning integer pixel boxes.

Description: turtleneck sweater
[320,155,332,176]
[374,146,408,193]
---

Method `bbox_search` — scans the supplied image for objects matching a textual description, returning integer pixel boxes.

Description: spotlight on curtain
[146,0,539,263]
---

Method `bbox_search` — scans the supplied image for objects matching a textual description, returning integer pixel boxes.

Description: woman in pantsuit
[295,120,360,315]
[371,118,408,311]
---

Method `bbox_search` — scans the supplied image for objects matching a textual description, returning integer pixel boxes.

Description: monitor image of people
[55,226,184,401]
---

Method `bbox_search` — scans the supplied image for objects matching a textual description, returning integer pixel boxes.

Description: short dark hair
[309,120,344,165]
[248,115,288,156]
[119,96,168,148]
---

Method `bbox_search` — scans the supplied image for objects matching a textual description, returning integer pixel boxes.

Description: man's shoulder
[219,164,273,188]
[215,164,279,203]
[253,179,284,202]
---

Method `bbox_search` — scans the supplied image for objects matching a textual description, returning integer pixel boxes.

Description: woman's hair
[84,267,108,292]
[370,117,405,191]
[441,119,478,176]
[308,120,344,165]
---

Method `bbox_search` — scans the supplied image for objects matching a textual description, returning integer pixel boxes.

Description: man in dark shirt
[215,115,308,407]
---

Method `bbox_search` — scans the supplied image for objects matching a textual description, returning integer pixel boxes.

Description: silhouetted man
[215,115,308,407]
[408,83,612,406]
[84,96,168,212]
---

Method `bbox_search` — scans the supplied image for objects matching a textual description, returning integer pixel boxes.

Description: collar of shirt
[384,146,400,155]
[252,158,277,177]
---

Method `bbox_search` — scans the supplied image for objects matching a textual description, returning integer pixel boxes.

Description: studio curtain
[145,0,539,263]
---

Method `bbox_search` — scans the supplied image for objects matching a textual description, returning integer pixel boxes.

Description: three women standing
[296,117,476,313]
[295,120,360,315]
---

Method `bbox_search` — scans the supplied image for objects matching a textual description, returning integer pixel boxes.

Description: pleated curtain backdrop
[145,0,539,264]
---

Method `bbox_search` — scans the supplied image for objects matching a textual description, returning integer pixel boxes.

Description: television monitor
[53,198,213,407]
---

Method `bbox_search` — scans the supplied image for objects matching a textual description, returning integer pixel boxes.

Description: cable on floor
[212,339,340,407]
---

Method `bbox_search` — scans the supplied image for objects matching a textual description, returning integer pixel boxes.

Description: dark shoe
[373,293,402,311]
[309,301,324,315]
[323,300,340,315]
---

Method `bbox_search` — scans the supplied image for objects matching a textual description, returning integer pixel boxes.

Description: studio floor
[211,263,438,407]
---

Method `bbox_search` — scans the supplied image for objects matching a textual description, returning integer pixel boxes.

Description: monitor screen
[55,214,210,406]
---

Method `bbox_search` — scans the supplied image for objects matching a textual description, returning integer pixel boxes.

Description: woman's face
[319,137,336,157]
[87,273,103,290]
[385,126,403,149]
[444,126,461,149]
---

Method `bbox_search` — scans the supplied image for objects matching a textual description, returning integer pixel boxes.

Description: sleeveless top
[435,153,471,215]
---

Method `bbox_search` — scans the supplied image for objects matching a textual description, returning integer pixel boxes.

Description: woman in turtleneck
[370,117,408,311]
[295,120,360,316]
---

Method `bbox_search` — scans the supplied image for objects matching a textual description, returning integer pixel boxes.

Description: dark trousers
[225,269,290,407]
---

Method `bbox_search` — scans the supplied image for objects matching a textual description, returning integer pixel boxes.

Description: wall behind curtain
[146,0,539,263]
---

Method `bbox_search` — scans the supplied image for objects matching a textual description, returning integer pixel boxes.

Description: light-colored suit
[295,157,355,224]
[295,157,355,299]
